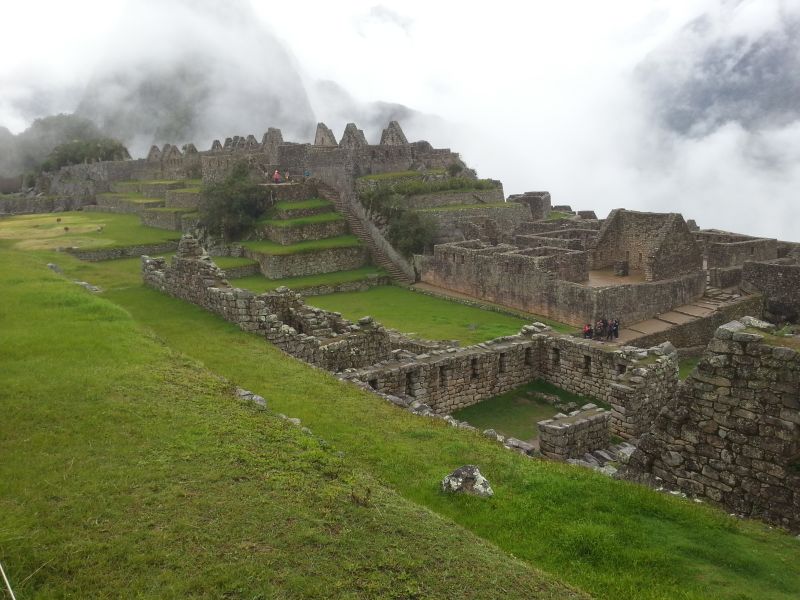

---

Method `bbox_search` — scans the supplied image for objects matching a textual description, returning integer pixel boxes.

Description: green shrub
[386,211,437,257]
[198,162,266,241]
[447,163,464,177]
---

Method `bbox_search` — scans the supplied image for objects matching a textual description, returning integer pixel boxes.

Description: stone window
[471,358,479,380]
[583,355,591,374]
[616,364,626,375]
[638,252,642,266]
[524,347,533,366]
[405,371,417,397]
[552,348,561,367]
[439,366,448,388]
[368,378,378,390]
[499,353,508,373]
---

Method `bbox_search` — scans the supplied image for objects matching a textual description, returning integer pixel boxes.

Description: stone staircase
[317,183,414,284]
[567,441,637,476]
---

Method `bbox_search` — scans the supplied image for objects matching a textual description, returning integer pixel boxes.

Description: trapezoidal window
[552,348,561,367]
[524,347,533,366]
[471,358,479,380]
[439,366,448,388]
[583,355,592,374]
[368,378,378,390]
[616,363,626,375]
[405,371,417,397]
[499,353,509,374]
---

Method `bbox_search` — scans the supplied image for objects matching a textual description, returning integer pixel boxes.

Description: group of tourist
[272,169,290,183]
[582,318,620,341]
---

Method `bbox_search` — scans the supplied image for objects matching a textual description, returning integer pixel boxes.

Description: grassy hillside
[0,247,582,599]
[2,211,800,599]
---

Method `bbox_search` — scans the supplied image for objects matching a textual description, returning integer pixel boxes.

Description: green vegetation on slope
[259,212,344,228]
[231,266,386,293]
[241,235,361,256]
[679,357,701,380]
[0,247,581,599]
[273,198,332,211]
[0,212,179,251]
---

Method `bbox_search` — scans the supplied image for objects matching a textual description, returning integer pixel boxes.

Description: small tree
[199,162,265,241]
[386,211,437,257]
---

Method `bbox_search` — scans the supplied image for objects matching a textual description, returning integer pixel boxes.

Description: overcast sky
[1,0,799,240]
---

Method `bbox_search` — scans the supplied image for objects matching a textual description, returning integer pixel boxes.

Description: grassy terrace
[1,249,577,598]
[452,381,595,442]
[273,198,332,211]
[258,212,344,228]
[416,202,514,212]
[311,286,533,345]
[212,255,259,269]
[0,212,179,251]
[358,168,446,181]
[3,215,800,599]
[241,235,361,256]
[231,266,386,293]
[97,191,162,203]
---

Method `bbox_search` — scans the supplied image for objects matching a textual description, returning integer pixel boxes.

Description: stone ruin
[314,122,338,147]
[339,123,368,149]
[379,120,409,146]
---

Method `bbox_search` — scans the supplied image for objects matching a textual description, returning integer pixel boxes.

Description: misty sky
[1,0,799,241]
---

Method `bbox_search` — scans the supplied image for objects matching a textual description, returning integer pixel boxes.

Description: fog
[1,0,798,240]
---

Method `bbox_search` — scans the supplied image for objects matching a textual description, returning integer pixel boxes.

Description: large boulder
[441,465,494,497]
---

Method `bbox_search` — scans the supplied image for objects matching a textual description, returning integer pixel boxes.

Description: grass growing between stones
[548,211,575,220]
[241,235,361,255]
[0,248,582,599]
[212,255,259,269]
[4,219,800,599]
[310,285,530,345]
[0,212,179,251]
[678,357,701,379]
[231,266,386,293]
[452,381,599,442]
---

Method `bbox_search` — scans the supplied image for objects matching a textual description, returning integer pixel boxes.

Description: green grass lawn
[357,169,446,182]
[3,218,800,599]
[416,202,514,212]
[452,381,598,442]
[310,286,562,345]
[231,266,386,293]
[0,212,179,251]
[1,248,580,599]
[273,198,332,211]
[259,212,344,228]
[97,191,161,203]
[241,235,361,256]
[679,357,701,380]
[212,255,259,269]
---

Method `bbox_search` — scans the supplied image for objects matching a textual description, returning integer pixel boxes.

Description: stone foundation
[538,406,611,459]
[65,241,178,262]
[244,245,368,279]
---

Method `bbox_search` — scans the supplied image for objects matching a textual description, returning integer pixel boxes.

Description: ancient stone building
[624,319,800,532]
[592,209,702,281]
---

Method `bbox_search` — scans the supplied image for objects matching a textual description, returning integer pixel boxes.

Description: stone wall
[421,203,532,245]
[140,209,185,231]
[0,195,80,215]
[538,406,611,459]
[256,219,348,245]
[629,295,763,349]
[509,191,552,221]
[708,266,743,289]
[625,320,800,532]
[65,241,178,262]
[707,239,777,268]
[403,188,505,210]
[418,239,706,327]
[741,258,800,323]
[142,236,394,370]
[593,210,702,281]
[348,326,678,439]
[244,245,368,279]
[165,189,201,209]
